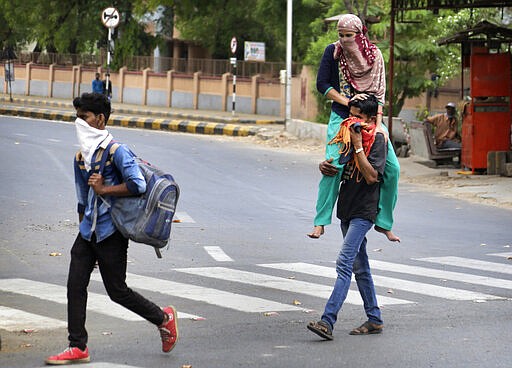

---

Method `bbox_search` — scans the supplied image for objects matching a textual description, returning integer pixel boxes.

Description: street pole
[388,0,396,143]
[232,59,237,116]
[101,7,120,100]
[7,61,13,102]
[285,0,292,124]
[230,36,237,116]
[106,27,112,98]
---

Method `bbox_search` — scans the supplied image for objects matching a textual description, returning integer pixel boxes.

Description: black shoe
[307,320,333,340]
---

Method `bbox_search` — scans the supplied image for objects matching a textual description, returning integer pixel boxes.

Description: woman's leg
[309,112,345,237]
[374,139,400,241]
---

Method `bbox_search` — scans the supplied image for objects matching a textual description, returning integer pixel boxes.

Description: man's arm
[319,158,339,176]
[88,145,146,197]
[88,174,131,196]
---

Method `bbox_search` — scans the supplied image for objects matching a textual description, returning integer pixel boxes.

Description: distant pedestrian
[92,73,103,94]
[45,92,178,365]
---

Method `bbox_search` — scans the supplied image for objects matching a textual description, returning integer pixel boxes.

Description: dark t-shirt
[337,133,387,223]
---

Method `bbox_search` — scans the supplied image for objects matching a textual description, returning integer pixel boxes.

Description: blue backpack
[98,141,180,258]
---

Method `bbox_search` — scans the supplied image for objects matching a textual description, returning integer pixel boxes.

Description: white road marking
[0,306,66,331]
[259,263,505,301]
[369,259,512,290]
[92,273,302,313]
[0,278,142,321]
[487,252,512,258]
[36,363,143,368]
[416,256,512,275]
[0,278,196,321]
[174,267,411,306]
[204,246,234,262]
[47,138,61,143]
[174,211,195,223]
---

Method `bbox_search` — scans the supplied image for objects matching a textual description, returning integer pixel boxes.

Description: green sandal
[307,320,333,340]
[349,321,383,335]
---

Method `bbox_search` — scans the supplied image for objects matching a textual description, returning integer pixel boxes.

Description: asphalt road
[1,116,512,368]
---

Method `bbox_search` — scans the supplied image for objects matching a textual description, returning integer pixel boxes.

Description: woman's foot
[307,225,324,239]
[374,226,400,242]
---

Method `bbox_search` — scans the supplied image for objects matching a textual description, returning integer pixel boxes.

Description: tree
[134,0,330,61]
[303,1,508,122]
[1,0,156,70]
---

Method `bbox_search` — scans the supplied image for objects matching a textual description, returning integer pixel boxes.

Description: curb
[0,96,285,126]
[0,105,261,137]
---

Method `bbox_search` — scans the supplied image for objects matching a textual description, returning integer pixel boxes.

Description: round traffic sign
[102,7,120,28]
[230,37,237,54]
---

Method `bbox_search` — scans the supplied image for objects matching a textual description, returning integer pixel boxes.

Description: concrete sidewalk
[399,156,512,210]
[0,94,284,137]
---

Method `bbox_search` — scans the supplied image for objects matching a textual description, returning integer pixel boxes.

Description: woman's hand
[350,93,369,102]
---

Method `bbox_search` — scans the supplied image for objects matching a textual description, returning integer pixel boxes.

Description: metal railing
[15,51,302,79]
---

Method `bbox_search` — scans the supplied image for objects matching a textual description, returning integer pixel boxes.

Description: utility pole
[285,0,292,124]
[101,7,120,100]
[230,36,238,116]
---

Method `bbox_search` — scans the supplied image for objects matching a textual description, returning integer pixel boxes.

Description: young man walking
[46,93,178,365]
[307,94,387,340]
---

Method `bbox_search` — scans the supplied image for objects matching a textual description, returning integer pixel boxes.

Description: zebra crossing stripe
[0,278,143,321]
[91,272,302,313]
[258,263,505,301]
[0,278,196,321]
[370,259,512,291]
[174,211,195,223]
[487,252,512,258]
[36,363,143,368]
[204,246,234,262]
[416,256,512,275]
[0,306,66,331]
[174,267,411,306]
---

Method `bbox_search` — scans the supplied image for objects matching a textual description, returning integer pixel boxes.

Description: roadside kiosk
[439,21,512,173]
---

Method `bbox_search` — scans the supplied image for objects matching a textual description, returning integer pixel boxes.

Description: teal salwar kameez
[313,111,399,230]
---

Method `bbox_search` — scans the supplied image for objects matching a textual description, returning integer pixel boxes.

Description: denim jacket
[74,140,146,242]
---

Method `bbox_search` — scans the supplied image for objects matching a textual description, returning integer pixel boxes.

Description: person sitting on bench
[425,102,461,149]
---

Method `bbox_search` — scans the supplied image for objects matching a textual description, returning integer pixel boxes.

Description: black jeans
[67,231,165,350]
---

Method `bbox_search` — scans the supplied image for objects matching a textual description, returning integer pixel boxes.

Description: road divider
[0,104,261,137]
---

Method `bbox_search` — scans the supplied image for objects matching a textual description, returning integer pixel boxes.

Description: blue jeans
[321,218,383,330]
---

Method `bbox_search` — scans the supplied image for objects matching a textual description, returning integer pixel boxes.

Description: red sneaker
[158,306,179,353]
[45,346,90,365]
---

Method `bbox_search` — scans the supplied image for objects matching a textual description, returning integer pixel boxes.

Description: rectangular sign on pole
[244,42,265,62]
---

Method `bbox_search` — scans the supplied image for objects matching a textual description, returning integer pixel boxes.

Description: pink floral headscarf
[333,14,386,104]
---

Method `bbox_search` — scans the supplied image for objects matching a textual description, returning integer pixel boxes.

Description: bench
[408,121,461,166]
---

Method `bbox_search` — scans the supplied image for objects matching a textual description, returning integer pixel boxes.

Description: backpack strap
[92,141,120,232]
[98,141,120,174]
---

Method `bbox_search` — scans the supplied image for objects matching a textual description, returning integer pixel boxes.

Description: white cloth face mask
[75,117,112,171]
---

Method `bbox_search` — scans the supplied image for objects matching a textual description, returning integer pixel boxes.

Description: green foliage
[139,0,331,61]
[2,0,510,121]
[303,2,509,121]
[109,8,158,71]
[1,0,157,65]
[415,106,430,121]
[1,0,108,53]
